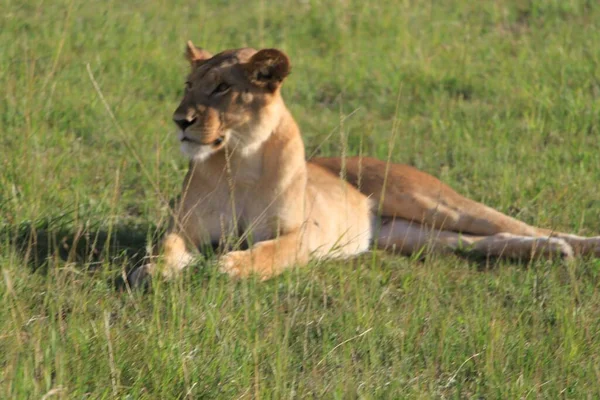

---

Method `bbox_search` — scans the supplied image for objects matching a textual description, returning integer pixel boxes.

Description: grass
[2,0,600,397]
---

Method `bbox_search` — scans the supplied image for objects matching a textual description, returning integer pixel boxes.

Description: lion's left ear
[185,40,213,69]
[244,49,291,92]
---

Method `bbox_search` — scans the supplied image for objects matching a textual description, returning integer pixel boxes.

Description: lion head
[172,41,291,161]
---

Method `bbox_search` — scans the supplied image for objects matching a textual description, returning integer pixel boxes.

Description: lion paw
[218,251,253,279]
[128,263,156,288]
[218,250,274,280]
[549,238,574,260]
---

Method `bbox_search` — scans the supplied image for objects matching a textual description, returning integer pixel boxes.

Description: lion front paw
[128,263,156,288]
[218,250,273,280]
[218,251,253,279]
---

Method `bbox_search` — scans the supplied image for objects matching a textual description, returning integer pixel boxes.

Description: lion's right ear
[185,40,213,68]
[244,49,291,92]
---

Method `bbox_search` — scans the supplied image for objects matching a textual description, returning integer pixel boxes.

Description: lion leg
[312,157,600,254]
[380,181,600,257]
[128,232,195,286]
[376,218,574,260]
[411,198,600,257]
[536,231,600,257]
[218,230,309,280]
[159,232,195,277]
[402,192,543,236]
[311,156,543,236]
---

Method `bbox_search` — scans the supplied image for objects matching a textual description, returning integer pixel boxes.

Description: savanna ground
[2,0,600,398]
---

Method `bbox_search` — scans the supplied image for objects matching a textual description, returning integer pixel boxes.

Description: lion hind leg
[540,233,600,257]
[376,218,573,260]
[407,193,542,237]
[413,197,600,257]
[311,156,545,237]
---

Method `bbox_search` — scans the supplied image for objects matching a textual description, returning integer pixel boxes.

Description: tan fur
[128,43,600,286]
[312,157,600,257]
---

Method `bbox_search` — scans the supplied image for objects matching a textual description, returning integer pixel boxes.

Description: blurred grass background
[2,0,600,397]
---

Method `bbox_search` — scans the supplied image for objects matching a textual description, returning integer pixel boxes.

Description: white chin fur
[178,129,266,162]
[180,141,213,162]
[178,129,218,162]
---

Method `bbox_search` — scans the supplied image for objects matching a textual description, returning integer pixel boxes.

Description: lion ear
[185,40,213,68]
[244,49,291,92]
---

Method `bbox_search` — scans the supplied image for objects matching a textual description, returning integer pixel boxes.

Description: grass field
[2,0,600,397]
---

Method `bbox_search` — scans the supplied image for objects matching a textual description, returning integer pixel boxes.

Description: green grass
[2,0,600,397]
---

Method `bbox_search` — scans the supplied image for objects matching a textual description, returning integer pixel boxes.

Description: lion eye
[212,82,230,95]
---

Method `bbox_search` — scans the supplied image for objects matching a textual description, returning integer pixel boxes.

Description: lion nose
[173,115,197,131]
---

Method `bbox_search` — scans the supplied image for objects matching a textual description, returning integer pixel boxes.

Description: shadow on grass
[2,213,226,290]
[393,247,537,272]
[3,214,162,283]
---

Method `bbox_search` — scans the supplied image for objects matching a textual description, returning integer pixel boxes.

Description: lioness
[129,42,600,285]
